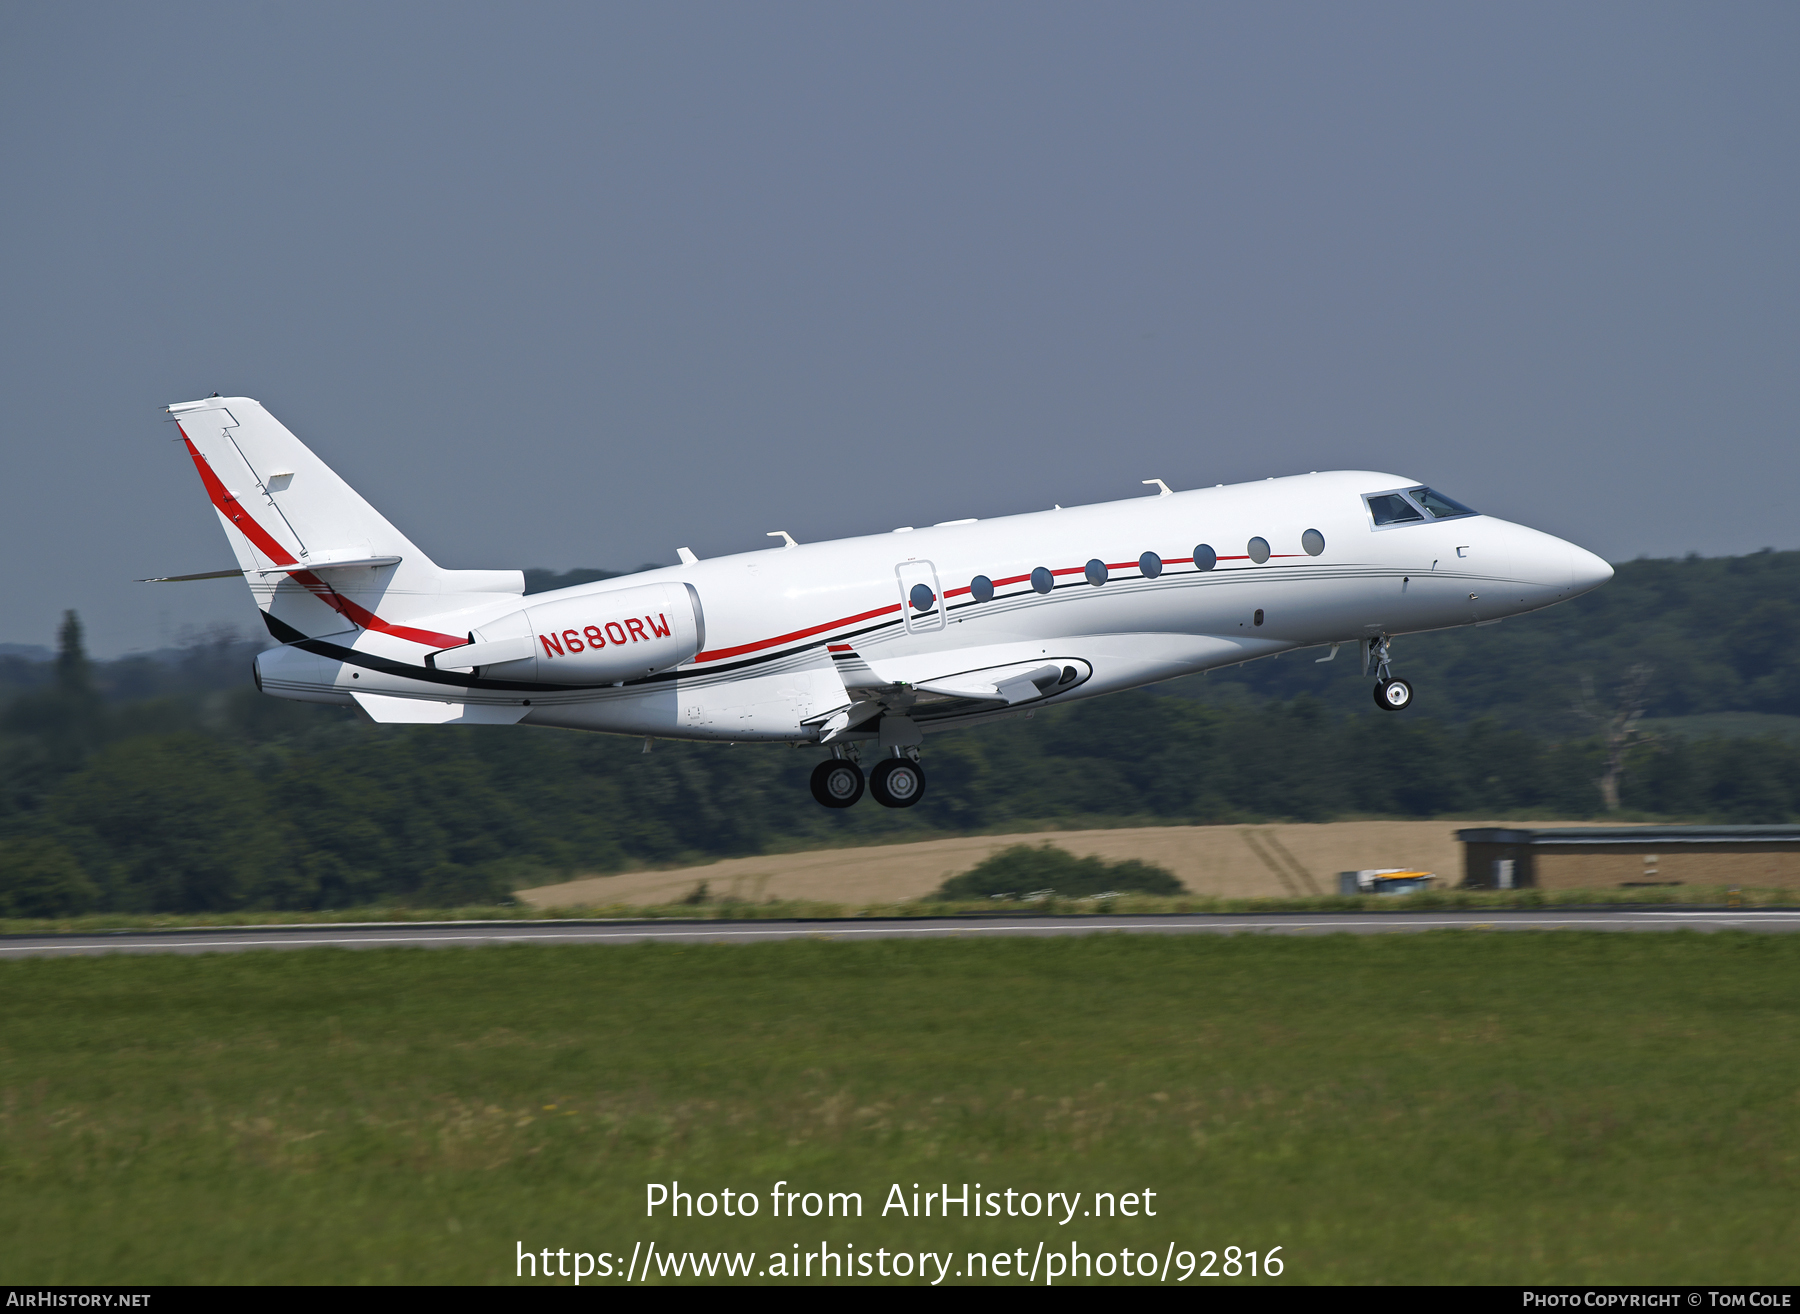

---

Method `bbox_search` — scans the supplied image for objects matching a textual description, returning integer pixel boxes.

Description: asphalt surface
[5,909,1800,958]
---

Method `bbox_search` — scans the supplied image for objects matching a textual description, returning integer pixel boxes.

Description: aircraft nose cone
[1569,544,1613,595]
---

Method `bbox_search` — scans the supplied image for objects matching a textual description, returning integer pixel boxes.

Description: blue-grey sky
[2,2,1795,656]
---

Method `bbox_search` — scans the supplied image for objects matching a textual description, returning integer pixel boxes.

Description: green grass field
[3,933,1798,1284]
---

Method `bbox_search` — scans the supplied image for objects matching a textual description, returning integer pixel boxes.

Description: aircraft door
[895,559,946,633]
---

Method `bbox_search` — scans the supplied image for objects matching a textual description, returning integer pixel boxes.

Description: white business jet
[154,396,1612,809]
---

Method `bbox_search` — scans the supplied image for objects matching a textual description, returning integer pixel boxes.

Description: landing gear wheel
[869,757,927,808]
[1374,677,1414,711]
[810,759,865,808]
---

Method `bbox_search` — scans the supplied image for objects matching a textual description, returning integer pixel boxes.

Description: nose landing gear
[1368,636,1414,712]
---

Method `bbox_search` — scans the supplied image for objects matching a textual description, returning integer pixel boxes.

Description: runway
[5,908,1800,957]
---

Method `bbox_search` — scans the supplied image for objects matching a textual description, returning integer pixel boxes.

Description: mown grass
[0,883,1793,936]
[3,933,1798,1284]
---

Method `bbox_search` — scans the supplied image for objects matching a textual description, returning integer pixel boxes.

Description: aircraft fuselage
[252,469,1609,741]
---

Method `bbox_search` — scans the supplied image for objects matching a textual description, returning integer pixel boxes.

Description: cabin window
[1193,544,1217,571]
[1085,558,1108,586]
[1254,609,1265,626]
[1030,566,1054,594]
[970,574,995,602]
[1302,529,1325,556]
[1411,487,1477,519]
[1139,551,1162,578]
[909,583,936,613]
[1365,491,1425,525]
[1247,536,1271,564]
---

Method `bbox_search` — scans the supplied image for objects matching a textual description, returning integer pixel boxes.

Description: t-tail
[164,396,524,646]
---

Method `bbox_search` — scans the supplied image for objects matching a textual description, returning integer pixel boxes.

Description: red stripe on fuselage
[693,603,903,663]
[691,549,1313,668]
[288,572,466,649]
[178,426,464,650]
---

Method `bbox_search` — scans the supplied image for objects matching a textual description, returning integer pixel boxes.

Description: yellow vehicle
[1338,868,1435,896]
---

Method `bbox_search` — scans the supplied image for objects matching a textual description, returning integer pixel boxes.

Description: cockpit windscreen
[1410,487,1477,519]
[1365,492,1425,525]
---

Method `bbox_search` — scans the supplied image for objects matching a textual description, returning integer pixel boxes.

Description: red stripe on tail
[179,426,464,650]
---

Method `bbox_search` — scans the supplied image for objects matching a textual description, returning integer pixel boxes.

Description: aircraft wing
[819,640,1084,730]
[913,664,1065,705]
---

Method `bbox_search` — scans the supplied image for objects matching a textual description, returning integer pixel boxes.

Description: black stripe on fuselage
[258,561,1492,694]
[261,613,605,693]
[260,608,911,695]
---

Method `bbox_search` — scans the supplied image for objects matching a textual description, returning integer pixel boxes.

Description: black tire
[868,757,927,808]
[1374,677,1414,711]
[809,759,865,808]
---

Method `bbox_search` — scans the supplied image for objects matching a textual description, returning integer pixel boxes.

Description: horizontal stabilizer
[352,692,530,725]
[257,554,403,574]
[139,568,249,583]
[140,554,403,582]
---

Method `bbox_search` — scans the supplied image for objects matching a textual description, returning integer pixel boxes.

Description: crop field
[3,933,1798,1284]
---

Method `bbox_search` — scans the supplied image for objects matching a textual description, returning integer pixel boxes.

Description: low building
[1456,825,1800,891]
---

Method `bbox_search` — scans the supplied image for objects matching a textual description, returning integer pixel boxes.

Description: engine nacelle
[436,581,705,684]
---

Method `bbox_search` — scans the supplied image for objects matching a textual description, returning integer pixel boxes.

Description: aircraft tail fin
[164,396,523,646]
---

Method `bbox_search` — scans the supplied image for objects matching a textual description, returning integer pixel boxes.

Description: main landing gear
[809,757,865,808]
[869,755,926,808]
[809,747,927,809]
[1368,635,1414,712]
